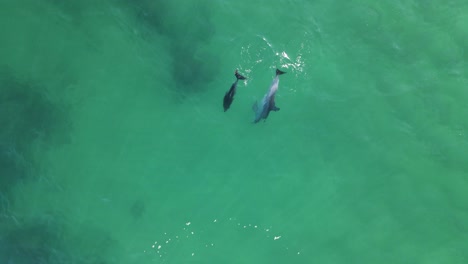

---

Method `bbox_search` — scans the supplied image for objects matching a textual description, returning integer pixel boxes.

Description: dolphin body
[252,69,286,123]
[223,70,247,112]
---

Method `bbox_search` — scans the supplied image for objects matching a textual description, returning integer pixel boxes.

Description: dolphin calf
[223,70,247,112]
[252,69,286,123]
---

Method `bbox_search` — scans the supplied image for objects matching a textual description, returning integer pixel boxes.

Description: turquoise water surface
[1,0,467,263]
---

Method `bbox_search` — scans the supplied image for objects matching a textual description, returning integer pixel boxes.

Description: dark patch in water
[0,213,121,264]
[0,144,28,202]
[0,71,71,199]
[0,74,70,147]
[130,199,146,219]
[0,214,65,264]
[122,0,219,96]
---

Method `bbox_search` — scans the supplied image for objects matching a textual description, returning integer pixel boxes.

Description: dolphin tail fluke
[235,70,247,80]
[276,69,286,76]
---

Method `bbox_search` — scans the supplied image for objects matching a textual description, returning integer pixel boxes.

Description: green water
[1,0,467,263]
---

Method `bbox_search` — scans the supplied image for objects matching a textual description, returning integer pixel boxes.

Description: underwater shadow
[0,70,71,204]
[0,212,122,264]
[122,0,220,98]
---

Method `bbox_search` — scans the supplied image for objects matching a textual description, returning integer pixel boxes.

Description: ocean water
[0,0,467,263]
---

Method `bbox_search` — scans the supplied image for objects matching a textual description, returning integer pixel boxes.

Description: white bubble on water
[146,218,301,260]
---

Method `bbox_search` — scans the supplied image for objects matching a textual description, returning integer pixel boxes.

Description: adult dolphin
[252,69,286,123]
[223,70,247,112]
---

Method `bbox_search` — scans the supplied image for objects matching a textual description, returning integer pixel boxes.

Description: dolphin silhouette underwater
[252,69,286,123]
[223,70,247,112]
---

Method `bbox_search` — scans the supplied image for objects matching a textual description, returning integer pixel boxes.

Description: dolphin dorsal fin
[276,69,286,76]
